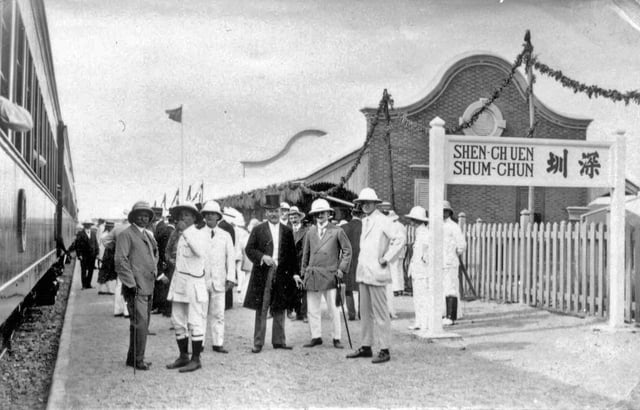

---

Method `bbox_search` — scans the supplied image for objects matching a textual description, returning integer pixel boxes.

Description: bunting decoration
[185,185,192,201]
[160,193,167,210]
[165,105,182,123]
[170,189,180,206]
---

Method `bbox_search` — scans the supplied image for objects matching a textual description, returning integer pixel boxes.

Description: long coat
[72,230,99,260]
[292,225,308,267]
[243,222,299,312]
[340,218,361,292]
[301,223,352,291]
[357,210,405,286]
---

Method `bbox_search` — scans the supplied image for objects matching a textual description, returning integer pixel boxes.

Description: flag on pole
[171,189,180,206]
[165,106,182,123]
[160,193,167,210]
[196,182,204,203]
[186,185,192,201]
[153,200,157,207]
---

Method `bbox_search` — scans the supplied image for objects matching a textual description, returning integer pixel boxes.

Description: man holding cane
[115,201,158,371]
[301,198,352,349]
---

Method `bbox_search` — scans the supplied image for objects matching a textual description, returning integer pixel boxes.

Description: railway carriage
[0,0,76,347]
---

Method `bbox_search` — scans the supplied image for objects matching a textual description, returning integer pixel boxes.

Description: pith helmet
[279,202,291,211]
[443,200,453,212]
[308,198,334,215]
[405,206,428,222]
[200,200,223,219]
[354,187,382,203]
[81,219,94,226]
[170,202,203,224]
[127,201,154,223]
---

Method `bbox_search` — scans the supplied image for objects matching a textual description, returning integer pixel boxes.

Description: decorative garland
[532,57,640,106]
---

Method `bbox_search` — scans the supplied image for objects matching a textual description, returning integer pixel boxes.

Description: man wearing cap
[346,188,404,364]
[73,220,100,289]
[115,201,159,371]
[200,201,236,354]
[166,203,208,372]
[301,198,352,349]
[405,206,430,331]
[279,202,291,226]
[341,204,364,320]
[288,206,308,321]
[442,201,466,325]
[244,194,300,353]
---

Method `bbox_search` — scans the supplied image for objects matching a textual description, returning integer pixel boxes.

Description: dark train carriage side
[0,0,76,344]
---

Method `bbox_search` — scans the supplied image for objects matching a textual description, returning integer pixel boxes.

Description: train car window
[17,188,26,253]
[0,0,12,100]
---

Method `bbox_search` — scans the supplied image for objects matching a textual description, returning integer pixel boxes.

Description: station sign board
[444,135,612,188]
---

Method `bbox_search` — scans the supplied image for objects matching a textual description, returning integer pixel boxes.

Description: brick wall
[365,55,590,223]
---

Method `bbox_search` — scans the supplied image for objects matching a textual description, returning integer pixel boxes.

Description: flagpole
[180,105,184,203]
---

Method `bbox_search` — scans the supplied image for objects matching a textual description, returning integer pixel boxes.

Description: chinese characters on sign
[444,136,611,188]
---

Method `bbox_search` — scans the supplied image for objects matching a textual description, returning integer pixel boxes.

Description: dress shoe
[212,345,228,353]
[286,311,296,320]
[442,318,454,326]
[303,338,322,348]
[251,346,262,353]
[273,344,293,350]
[179,358,201,373]
[333,339,344,349]
[372,350,390,364]
[127,360,151,370]
[407,324,421,331]
[166,355,190,369]
[346,346,373,359]
[114,313,124,317]
[126,359,152,367]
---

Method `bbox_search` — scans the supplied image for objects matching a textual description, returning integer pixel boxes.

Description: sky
[45,0,640,220]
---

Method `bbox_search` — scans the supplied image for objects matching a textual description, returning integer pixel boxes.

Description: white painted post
[422,117,459,340]
[608,131,626,327]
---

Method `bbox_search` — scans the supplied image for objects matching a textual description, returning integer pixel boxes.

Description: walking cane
[132,288,137,377]
[336,277,352,349]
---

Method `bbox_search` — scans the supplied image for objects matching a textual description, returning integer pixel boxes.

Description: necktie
[211,230,215,238]
[319,226,325,239]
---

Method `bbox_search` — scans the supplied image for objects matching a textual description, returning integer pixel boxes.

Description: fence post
[520,209,530,227]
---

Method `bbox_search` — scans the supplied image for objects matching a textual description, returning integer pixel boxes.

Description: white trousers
[113,278,129,316]
[239,271,251,305]
[99,279,116,294]
[172,299,208,342]
[412,277,428,329]
[205,289,226,346]
[306,289,341,340]
[385,284,396,316]
[390,258,404,292]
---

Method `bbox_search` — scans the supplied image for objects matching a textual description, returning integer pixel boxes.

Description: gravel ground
[46,263,640,410]
[0,260,73,410]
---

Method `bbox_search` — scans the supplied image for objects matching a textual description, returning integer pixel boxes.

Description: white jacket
[202,226,236,292]
[443,217,466,268]
[408,224,430,279]
[356,210,405,286]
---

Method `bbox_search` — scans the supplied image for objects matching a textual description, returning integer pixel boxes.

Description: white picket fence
[458,218,640,322]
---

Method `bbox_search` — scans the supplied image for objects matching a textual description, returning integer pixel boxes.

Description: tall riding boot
[451,297,458,322]
[166,338,190,369]
[180,340,203,372]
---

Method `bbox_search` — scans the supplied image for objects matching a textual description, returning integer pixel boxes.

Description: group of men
[103,185,465,372]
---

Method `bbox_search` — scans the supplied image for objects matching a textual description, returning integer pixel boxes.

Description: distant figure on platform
[115,201,158,371]
[166,203,208,373]
[301,199,352,349]
[288,206,308,321]
[346,188,404,364]
[442,201,466,326]
[341,204,364,320]
[200,201,236,354]
[405,206,430,332]
[244,193,300,353]
[73,220,99,290]
[97,221,116,295]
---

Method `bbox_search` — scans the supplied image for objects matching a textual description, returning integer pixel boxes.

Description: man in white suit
[201,201,236,353]
[301,199,352,349]
[346,188,404,364]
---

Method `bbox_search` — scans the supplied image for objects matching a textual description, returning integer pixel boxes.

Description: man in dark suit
[73,220,99,289]
[244,193,301,353]
[341,204,363,320]
[288,206,308,321]
[115,201,159,371]
[151,207,171,313]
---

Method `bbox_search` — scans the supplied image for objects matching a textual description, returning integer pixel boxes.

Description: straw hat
[288,206,305,218]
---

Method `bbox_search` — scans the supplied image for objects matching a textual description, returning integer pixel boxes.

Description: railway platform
[46,263,640,409]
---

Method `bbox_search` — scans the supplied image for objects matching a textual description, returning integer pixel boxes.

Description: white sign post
[425,117,626,336]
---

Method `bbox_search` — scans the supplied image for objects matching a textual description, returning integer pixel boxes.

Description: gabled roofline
[361,51,592,131]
